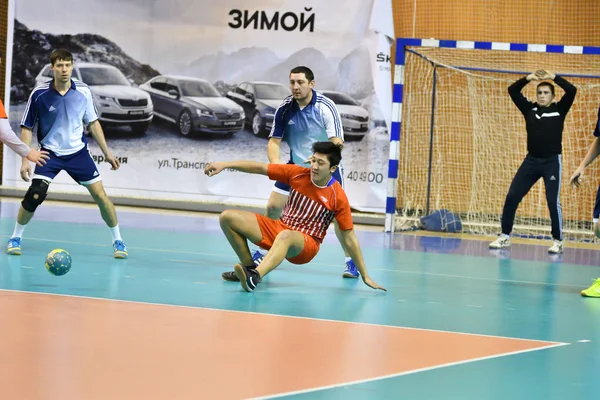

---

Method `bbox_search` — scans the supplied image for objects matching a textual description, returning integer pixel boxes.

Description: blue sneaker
[113,240,128,259]
[343,259,359,278]
[6,237,22,255]
[252,249,265,267]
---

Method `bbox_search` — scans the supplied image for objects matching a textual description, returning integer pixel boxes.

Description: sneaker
[548,239,563,254]
[343,259,359,278]
[581,278,600,298]
[220,249,263,282]
[252,249,265,267]
[113,240,128,259]
[489,235,510,249]
[6,237,22,255]
[234,263,262,292]
[222,271,240,281]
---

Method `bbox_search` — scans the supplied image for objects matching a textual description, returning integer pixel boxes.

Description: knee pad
[21,179,49,212]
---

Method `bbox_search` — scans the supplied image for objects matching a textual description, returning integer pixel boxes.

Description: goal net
[392,41,600,241]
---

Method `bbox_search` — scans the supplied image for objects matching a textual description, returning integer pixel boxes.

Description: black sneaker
[222,264,257,282]
[222,271,239,281]
[234,263,262,292]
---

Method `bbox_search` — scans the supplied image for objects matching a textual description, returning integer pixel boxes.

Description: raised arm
[553,75,577,115]
[508,75,533,115]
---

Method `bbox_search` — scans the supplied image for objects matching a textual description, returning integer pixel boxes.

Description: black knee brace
[22,179,50,212]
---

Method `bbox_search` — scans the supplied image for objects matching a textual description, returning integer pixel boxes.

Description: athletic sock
[110,225,122,242]
[11,223,26,239]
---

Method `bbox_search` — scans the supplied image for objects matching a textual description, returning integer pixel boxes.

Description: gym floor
[0,198,598,399]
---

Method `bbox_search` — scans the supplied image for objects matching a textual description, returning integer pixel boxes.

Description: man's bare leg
[86,181,118,227]
[255,230,305,278]
[250,190,288,262]
[234,229,305,292]
[86,181,127,258]
[219,210,264,266]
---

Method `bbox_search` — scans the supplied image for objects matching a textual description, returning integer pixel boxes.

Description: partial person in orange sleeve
[0,52,49,165]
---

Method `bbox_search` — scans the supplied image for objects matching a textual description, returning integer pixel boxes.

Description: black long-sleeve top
[508,75,577,157]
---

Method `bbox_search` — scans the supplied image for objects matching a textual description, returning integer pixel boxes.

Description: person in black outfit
[490,69,577,253]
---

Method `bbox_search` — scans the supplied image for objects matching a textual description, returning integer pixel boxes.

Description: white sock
[345,256,352,263]
[12,223,26,239]
[110,225,122,242]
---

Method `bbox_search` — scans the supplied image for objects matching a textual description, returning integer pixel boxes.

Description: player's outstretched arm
[205,160,268,177]
[338,229,386,291]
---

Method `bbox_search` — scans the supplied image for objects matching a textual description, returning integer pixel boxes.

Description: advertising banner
[3,0,392,212]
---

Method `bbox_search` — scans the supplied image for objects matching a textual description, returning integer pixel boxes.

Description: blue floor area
[0,199,599,399]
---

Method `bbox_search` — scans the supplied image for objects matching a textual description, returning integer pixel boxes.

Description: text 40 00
[345,170,384,183]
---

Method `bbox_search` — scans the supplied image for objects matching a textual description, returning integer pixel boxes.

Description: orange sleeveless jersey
[267,164,353,243]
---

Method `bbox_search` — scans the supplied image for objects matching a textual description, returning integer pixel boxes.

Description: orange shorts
[254,214,320,265]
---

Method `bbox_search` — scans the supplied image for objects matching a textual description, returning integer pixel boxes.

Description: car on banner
[320,90,370,141]
[35,63,153,135]
[139,75,245,137]
[226,81,291,137]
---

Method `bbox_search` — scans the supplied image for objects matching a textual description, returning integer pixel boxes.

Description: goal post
[386,38,600,241]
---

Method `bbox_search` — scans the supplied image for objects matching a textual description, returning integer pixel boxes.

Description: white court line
[0,289,569,398]
[2,235,586,289]
[372,268,586,289]
[0,288,567,344]
[0,234,229,257]
[0,235,108,248]
[252,342,568,400]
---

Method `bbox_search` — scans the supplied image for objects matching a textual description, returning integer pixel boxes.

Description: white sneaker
[548,239,563,254]
[489,234,511,249]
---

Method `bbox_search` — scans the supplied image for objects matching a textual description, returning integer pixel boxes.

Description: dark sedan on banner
[140,75,245,136]
[226,81,291,137]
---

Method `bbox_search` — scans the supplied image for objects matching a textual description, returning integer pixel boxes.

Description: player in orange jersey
[205,141,386,293]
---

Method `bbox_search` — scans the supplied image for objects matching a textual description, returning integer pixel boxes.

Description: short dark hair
[290,66,314,82]
[537,82,555,96]
[50,49,73,66]
[312,141,342,168]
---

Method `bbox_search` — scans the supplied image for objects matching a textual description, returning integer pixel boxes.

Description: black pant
[501,154,563,240]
